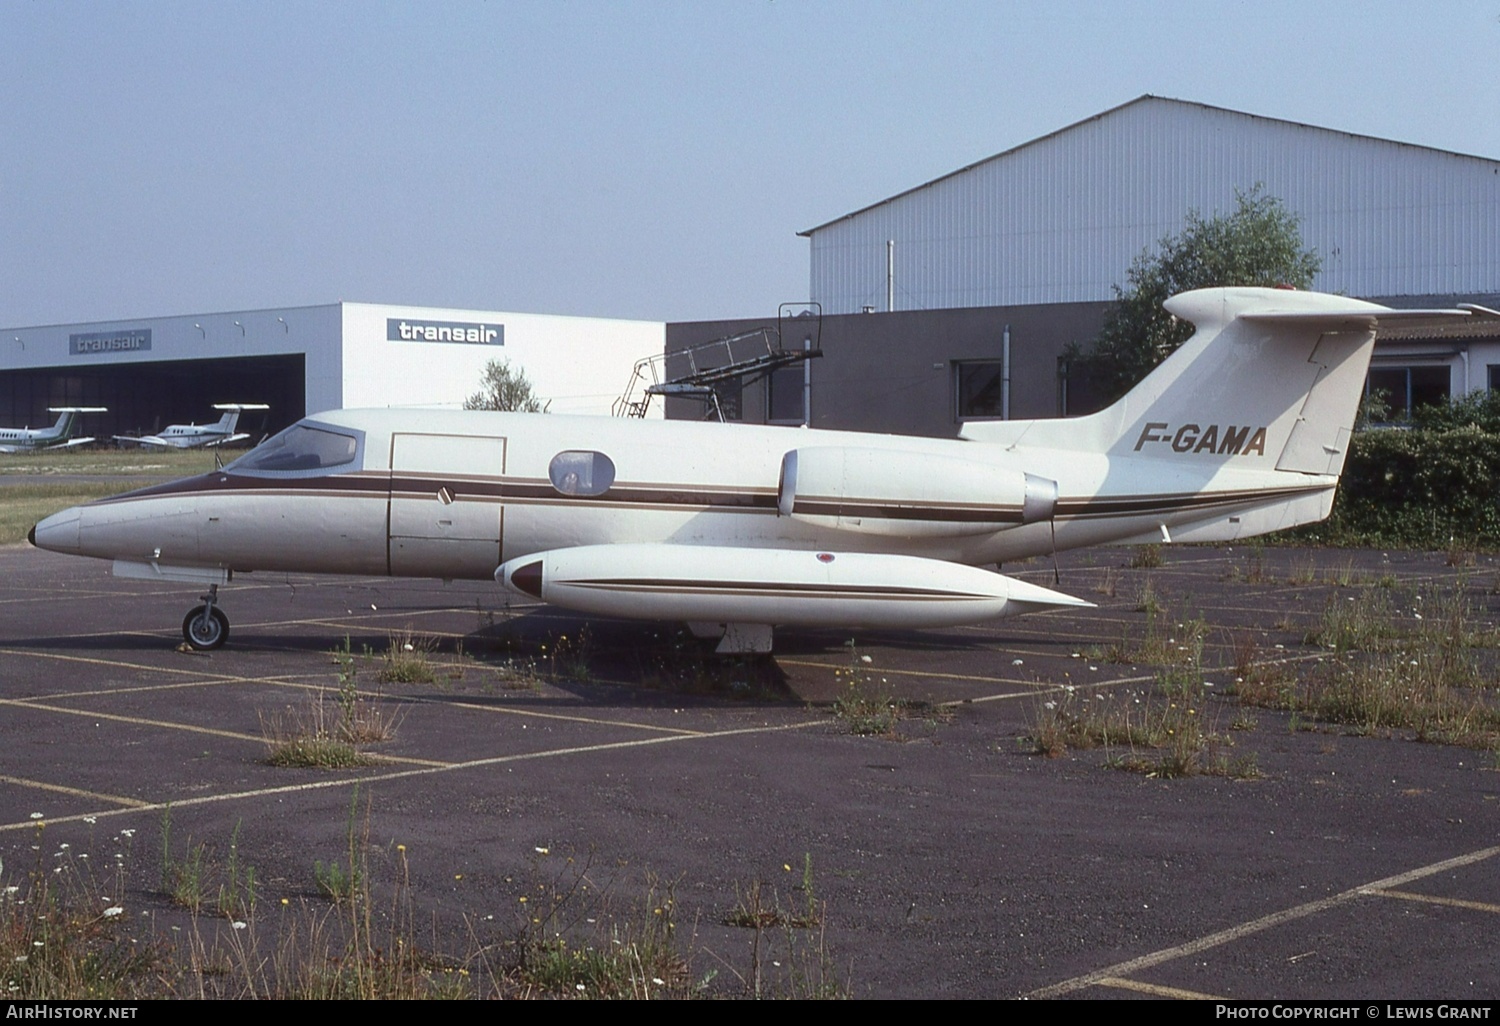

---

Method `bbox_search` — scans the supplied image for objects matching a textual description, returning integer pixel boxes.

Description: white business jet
[113,403,270,449]
[0,407,108,454]
[30,288,1478,652]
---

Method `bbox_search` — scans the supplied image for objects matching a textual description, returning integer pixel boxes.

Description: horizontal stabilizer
[1242,306,1473,332]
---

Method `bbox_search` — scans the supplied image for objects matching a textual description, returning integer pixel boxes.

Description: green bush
[1305,422,1500,546]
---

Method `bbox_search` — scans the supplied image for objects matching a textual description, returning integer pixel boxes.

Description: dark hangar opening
[0,354,305,442]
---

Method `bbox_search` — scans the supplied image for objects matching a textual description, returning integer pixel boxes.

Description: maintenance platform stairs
[613,304,822,421]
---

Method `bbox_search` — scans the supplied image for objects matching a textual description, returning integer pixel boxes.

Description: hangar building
[671,96,1500,434]
[0,302,664,441]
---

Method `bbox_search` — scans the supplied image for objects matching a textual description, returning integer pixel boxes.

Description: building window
[1487,364,1500,393]
[955,361,1005,420]
[1366,366,1450,421]
[766,365,805,424]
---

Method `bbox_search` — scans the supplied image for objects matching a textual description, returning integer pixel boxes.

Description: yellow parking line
[1368,888,1500,915]
[779,658,1040,687]
[956,674,1158,705]
[0,697,262,742]
[0,718,825,832]
[30,675,315,701]
[433,698,706,735]
[0,774,151,809]
[1,648,264,683]
[1094,976,1222,1000]
[1026,843,1500,998]
[0,698,449,768]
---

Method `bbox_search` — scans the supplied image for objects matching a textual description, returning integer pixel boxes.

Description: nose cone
[31,507,82,554]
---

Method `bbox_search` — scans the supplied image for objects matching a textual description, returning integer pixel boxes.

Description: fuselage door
[388,432,506,579]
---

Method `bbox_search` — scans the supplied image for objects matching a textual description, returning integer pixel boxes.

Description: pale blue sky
[4,1,1498,326]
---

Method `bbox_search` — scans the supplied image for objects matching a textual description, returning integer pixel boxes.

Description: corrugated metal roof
[802,95,1500,314]
[799,95,1500,236]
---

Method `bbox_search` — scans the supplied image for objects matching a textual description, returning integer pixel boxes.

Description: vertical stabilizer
[960,288,1470,476]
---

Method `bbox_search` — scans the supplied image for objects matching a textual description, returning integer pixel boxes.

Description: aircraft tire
[183,605,229,651]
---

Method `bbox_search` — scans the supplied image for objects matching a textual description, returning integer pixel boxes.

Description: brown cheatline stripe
[89,470,1326,525]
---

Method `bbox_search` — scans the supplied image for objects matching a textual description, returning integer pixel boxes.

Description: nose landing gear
[183,584,230,650]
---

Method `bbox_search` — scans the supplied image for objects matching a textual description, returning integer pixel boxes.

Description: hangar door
[388,432,506,580]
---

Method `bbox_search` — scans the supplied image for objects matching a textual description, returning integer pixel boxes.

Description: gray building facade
[666,301,1108,437]
[676,96,1500,434]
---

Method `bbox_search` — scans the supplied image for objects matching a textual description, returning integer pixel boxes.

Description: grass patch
[4,802,845,999]
[0,483,127,545]
[159,810,258,917]
[0,449,220,543]
[0,866,166,999]
[509,850,693,999]
[1133,577,1162,614]
[722,856,822,931]
[260,640,402,767]
[0,448,216,477]
[1029,685,1259,780]
[260,701,376,768]
[542,627,594,683]
[377,630,439,685]
[1227,544,1269,583]
[1106,607,1206,669]
[1305,586,1497,657]
[1238,580,1500,749]
[1127,543,1163,569]
[630,626,786,697]
[717,857,846,999]
[830,642,900,736]
[1241,650,1500,749]
[261,728,373,769]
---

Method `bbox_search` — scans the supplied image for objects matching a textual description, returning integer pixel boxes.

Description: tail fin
[45,407,108,440]
[49,410,77,437]
[211,403,268,435]
[962,287,1472,473]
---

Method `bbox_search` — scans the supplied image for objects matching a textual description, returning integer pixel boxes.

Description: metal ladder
[613,306,823,420]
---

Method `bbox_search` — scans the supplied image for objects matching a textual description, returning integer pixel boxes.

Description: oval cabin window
[548,450,615,496]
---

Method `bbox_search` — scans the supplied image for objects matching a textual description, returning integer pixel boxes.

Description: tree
[1077,186,1321,402]
[464,358,549,413]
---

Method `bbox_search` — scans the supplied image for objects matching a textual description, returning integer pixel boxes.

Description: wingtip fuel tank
[497,544,1091,630]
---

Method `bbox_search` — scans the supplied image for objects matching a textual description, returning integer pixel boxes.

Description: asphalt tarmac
[0,542,1496,999]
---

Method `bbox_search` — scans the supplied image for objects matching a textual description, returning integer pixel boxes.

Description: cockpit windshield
[223,421,362,477]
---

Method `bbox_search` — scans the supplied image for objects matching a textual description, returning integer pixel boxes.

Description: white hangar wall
[805,96,1500,314]
[338,304,664,417]
[1,303,663,437]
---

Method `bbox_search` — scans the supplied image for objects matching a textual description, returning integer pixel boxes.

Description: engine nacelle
[777,447,1056,538]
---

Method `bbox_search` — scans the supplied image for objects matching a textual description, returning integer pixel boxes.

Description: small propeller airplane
[29,287,1485,652]
[113,403,270,450]
[0,407,108,454]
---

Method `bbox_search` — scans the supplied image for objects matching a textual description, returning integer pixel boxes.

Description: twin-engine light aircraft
[113,403,269,449]
[0,407,108,454]
[30,288,1480,652]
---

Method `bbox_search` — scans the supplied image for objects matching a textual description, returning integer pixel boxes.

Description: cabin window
[225,423,360,476]
[548,450,615,496]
